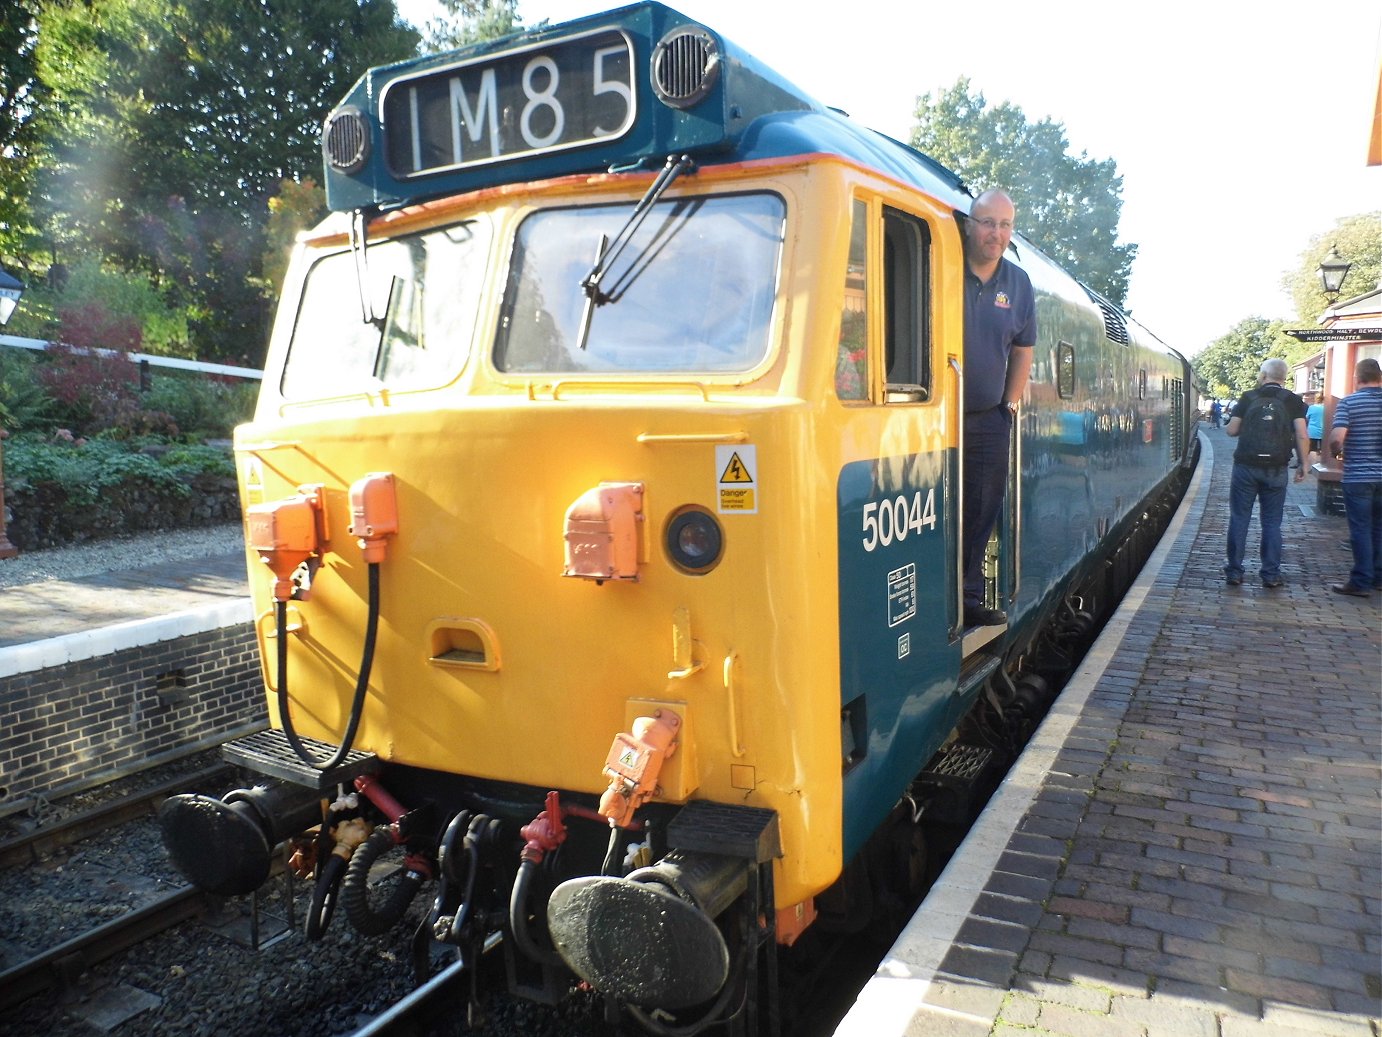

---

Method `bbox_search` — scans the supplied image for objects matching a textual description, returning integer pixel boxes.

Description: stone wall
[3,471,241,551]
[0,614,266,810]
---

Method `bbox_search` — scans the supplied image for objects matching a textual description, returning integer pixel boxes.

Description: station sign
[1283,327,1382,342]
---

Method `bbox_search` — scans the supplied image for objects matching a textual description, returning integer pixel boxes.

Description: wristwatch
[1004,400,1018,415]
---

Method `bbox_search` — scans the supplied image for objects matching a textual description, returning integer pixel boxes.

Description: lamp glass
[1317,248,1351,296]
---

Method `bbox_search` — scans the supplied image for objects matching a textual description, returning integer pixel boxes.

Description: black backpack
[1236,388,1294,467]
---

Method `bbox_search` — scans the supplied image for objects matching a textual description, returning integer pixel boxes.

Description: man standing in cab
[961,189,1036,629]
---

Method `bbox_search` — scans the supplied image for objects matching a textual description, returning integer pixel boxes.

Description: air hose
[508,859,566,967]
[342,825,425,936]
[306,854,349,941]
[275,561,380,770]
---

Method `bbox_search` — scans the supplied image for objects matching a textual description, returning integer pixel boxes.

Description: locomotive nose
[158,783,323,896]
[546,850,746,1009]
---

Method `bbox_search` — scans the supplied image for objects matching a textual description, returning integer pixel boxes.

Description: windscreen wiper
[576,154,695,350]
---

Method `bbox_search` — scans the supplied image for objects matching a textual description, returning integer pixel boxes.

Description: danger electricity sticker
[716,445,757,514]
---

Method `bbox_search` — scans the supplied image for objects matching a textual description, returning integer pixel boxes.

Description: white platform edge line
[0,597,255,678]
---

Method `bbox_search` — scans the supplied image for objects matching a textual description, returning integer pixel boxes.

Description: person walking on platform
[1326,357,1382,597]
[1305,392,1325,463]
[1224,358,1309,588]
[1209,399,1223,428]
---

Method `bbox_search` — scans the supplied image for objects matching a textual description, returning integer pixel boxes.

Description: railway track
[0,884,214,1010]
[0,762,234,870]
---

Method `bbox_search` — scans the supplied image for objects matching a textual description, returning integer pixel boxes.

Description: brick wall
[0,606,266,809]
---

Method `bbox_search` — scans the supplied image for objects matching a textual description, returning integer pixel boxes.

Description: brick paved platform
[839,427,1381,1037]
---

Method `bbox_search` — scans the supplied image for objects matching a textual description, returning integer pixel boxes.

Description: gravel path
[0,523,245,589]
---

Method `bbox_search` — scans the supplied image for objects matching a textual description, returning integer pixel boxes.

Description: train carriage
[160,4,1196,1033]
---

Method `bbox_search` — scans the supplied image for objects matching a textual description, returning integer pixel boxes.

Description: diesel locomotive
[159,4,1198,1033]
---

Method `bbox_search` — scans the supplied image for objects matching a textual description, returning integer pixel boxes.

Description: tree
[910,78,1136,307]
[421,0,523,51]
[259,177,327,303]
[1284,212,1381,324]
[30,0,420,361]
[1192,317,1300,399]
[0,1,46,267]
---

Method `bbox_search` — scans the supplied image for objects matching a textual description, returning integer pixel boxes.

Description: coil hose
[343,825,425,936]
[275,562,380,770]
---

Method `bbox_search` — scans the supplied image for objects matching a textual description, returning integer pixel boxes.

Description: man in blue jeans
[1224,358,1309,587]
[1326,357,1382,596]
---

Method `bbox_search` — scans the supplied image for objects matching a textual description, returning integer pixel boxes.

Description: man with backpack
[1224,358,1309,588]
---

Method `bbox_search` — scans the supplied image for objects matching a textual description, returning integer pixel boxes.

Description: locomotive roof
[321,1,972,215]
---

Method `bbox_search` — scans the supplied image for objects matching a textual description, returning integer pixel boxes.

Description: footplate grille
[221,728,379,789]
[666,800,781,862]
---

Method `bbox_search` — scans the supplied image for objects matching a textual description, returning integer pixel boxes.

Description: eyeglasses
[972,217,1014,232]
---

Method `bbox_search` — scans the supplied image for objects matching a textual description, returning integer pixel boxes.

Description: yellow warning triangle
[720,452,753,483]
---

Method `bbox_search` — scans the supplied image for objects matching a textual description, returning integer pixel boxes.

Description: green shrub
[7,436,230,502]
[0,349,55,432]
[141,374,258,439]
[2,434,240,548]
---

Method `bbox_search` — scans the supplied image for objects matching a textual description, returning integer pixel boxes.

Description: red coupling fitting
[519,791,568,865]
[349,472,399,563]
[354,773,408,825]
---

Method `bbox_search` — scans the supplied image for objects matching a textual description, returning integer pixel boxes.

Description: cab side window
[882,207,931,401]
[835,199,869,400]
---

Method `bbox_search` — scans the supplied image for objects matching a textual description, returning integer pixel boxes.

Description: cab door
[835,198,962,857]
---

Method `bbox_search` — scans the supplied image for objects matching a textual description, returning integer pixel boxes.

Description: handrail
[0,334,262,381]
[948,356,963,637]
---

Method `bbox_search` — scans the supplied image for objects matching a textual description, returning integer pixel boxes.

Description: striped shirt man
[1332,369,1382,484]
[1328,357,1382,596]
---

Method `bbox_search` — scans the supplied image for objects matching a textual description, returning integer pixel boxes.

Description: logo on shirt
[993,291,1011,309]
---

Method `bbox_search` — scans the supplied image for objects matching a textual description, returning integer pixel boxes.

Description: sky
[396,0,1382,356]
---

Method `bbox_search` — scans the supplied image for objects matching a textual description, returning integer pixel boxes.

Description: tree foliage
[0,0,46,265]
[422,0,523,51]
[1191,317,1300,399]
[910,78,1136,307]
[1284,212,1381,323]
[260,177,328,303]
[23,0,419,363]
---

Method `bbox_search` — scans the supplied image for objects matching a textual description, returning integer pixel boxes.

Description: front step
[222,728,379,789]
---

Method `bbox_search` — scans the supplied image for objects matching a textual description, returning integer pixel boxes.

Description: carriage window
[283,219,490,399]
[882,208,931,402]
[835,199,868,400]
[494,192,784,374]
[1057,342,1075,398]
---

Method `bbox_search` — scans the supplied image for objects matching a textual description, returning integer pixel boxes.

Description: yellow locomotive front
[241,161,850,907]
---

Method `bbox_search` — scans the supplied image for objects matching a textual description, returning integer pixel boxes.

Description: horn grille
[324,106,370,174]
[652,28,719,109]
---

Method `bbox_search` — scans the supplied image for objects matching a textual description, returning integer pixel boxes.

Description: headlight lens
[665,508,723,573]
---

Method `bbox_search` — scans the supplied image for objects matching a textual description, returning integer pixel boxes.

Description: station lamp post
[1317,244,1352,303]
[0,267,23,559]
